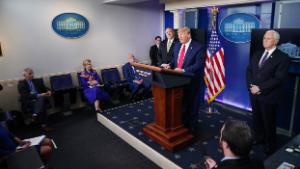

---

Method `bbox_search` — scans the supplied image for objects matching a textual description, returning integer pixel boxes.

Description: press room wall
[0,0,163,80]
[0,0,163,111]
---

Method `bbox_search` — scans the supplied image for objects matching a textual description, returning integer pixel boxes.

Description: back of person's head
[221,120,252,157]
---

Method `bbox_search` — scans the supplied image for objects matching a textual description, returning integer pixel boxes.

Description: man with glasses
[157,28,178,67]
[18,68,53,132]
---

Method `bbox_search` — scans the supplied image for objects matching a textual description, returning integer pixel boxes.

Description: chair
[18,78,51,122]
[50,74,74,91]
[49,74,76,115]
[100,68,128,102]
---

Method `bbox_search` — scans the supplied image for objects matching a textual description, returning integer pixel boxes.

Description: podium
[131,62,194,151]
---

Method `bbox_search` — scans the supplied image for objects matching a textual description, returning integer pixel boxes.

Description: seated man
[0,124,53,163]
[18,68,53,131]
[122,53,151,101]
[204,120,264,169]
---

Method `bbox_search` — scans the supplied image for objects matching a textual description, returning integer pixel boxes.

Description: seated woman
[79,59,110,112]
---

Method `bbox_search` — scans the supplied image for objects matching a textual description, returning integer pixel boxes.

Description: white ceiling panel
[103,0,150,4]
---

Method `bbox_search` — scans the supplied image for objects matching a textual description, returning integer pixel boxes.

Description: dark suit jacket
[216,158,265,169]
[246,49,290,104]
[122,62,137,84]
[149,45,159,66]
[170,40,205,124]
[157,38,178,65]
[18,79,49,110]
[171,40,205,76]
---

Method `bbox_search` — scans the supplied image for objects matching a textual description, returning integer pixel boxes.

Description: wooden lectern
[131,62,194,151]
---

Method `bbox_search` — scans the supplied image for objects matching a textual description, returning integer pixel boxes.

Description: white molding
[165,0,273,11]
[103,0,149,4]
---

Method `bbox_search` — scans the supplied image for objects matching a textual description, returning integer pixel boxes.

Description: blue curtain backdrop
[164,11,174,29]
[213,3,273,110]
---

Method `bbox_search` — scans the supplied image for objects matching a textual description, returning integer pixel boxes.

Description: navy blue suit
[0,125,17,158]
[171,40,205,129]
[122,63,150,100]
[149,45,159,66]
[246,49,289,153]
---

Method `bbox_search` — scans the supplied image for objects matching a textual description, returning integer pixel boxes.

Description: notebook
[16,135,45,149]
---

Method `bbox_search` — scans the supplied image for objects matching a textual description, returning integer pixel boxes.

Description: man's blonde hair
[178,27,191,34]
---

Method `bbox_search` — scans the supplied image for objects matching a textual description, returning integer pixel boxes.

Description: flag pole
[205,6,222,114]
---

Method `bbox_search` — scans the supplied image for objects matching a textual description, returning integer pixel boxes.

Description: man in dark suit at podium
[157,28,178,67]
[246,30,290,155]
[162,27,205,131]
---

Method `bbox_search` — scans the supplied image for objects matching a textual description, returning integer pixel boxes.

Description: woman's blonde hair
[82,59,92,67]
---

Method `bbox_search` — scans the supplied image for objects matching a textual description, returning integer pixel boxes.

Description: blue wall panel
[185,10,197,28]
[213,3,273,110]
[198,8,208,30]
[164,11,174,29]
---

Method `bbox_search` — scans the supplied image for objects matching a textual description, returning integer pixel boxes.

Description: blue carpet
[100,99,267,169]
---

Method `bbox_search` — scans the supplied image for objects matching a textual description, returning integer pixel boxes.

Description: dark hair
[155,36,161,40]
[221,120,252,157]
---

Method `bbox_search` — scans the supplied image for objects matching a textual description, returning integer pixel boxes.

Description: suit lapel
[167,40,176,55]
[174,44,181,66]
[164,40,168,52]
[182,41,193,67]
[25,80,31,91]
[258,49,278,70]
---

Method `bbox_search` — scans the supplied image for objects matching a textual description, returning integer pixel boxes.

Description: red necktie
[177,44,186,69]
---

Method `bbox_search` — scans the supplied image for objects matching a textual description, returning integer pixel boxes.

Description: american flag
[204,30,225,103]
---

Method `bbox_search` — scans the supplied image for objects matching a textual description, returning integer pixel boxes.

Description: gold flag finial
[211,7,219,30]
